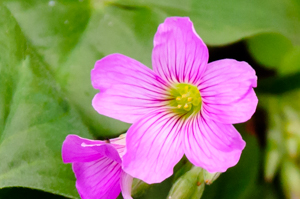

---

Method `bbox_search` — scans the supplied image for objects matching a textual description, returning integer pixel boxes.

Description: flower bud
[173,159,193,182]
[264,147,282,181]
[167,166,205,199]
[281,160,300,198]
[285,136,299,158]
[204,170,221,185]
[131,178,150,198]
[264,102,284,182]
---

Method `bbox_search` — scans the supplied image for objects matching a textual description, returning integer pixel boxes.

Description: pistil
[168,83,202,115]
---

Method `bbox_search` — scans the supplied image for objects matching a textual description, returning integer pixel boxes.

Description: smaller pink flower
[62,134,132,199]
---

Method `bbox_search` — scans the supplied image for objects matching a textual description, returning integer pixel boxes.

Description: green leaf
[0,5,91,198]
[2,0,299,197]
[279,46,300,75]
[247,33,300,76]
[246,33,293,69]
[247,32,300,93]
[3,0,161,137]
[111,0,300,46]
[4,0,300,136]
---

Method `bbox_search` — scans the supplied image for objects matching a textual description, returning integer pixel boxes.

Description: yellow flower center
[167,83,202,117]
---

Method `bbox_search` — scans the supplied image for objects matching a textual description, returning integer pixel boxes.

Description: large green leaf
[4,0,300,137]
[112,0,300,46]
[1,0,298,197]
[0,5,91,198]
[246,33,293,69]
[247,33,300,76]
[4,0,159,137]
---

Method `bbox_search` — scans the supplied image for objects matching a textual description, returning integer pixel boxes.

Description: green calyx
[168,83,202,116]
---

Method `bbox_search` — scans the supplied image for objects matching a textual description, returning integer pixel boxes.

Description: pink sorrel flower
[62,134,133,199]
[91,17,258,184]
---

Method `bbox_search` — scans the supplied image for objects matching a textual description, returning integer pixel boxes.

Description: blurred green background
[0,0,299,198]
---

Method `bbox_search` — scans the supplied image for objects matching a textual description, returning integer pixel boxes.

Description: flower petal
[109,134,127,158]
[91,54,169,123]
[62,135,121,164]
[123,110,184,184]
[120,171,133,199]
[152,17,208,84]
[73,157,122,199]
[184,114,245,172]
[200,59,258,124]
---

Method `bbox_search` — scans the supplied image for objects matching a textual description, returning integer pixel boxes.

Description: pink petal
[184,114,246,172]
[109,135,127,158]
[152,17,208,85]
[123,110,184,184]
[200,59,258,124]
[73,157,122,199]
[62,135,121,164]
[91,54,169,123]
[120,171,133,199]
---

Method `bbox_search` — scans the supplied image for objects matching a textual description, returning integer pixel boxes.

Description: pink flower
[62,134,133,199]
[91,17,258,184]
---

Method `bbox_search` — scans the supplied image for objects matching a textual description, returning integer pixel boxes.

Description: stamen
[168,83,202,115]
[183,103,192,111]
[192,97,201,106]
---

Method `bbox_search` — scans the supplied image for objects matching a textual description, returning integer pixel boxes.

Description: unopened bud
[204,170,221,185]
[264,107,284,182]
[281,160,300,198]
[173,159,193,182]
[285,136,299,158]
[264,147,282,181]
[131,178,150,198]
[168,166,205,199]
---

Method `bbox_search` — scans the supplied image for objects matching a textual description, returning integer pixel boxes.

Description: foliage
[1,0,300,198]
